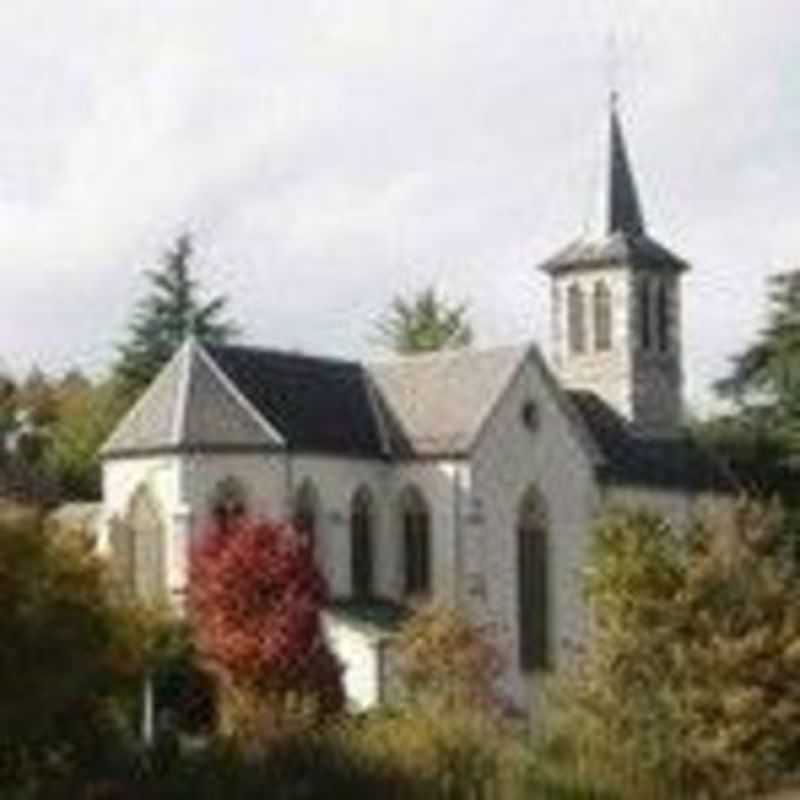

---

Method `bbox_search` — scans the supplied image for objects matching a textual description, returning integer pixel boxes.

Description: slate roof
[367,344,527,456]
[567,390,734,492]
[102,339,731,495]
[205,345,387,458]
[101,341,281,457]
[608,99,645,236]
[540,102,689,275]
[539,231,689,275]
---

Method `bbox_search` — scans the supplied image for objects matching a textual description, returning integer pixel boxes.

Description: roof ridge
[207,342,361,369]
[367,341,529,367]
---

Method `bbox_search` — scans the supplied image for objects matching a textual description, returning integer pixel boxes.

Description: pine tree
[114,233,239,398]
[375,286,473,354]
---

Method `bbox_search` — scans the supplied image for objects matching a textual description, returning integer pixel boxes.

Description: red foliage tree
[188,517,343,715]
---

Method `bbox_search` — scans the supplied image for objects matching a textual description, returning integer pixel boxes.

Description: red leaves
[188,517,343,712]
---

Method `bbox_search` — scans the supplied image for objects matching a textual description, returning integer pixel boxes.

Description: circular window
[521,399,539,432]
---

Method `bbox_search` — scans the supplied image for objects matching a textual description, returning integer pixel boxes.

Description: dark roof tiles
[205,345,387,458]
[567,390,733,492]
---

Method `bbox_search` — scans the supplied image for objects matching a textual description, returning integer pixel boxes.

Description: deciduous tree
[188,517,343,727]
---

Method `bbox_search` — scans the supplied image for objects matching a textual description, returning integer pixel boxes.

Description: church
[98,102,730,713]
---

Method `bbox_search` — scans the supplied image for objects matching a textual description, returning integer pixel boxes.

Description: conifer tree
[114,233,238,399]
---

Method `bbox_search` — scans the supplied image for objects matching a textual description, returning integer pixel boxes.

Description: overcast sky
[2,1,799,413]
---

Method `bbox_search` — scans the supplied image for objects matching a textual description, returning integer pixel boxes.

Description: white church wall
[290,455,392,599]
[181,451,289,531]
[287,456,462,606]
[100,455,183,592]
[471,353,600,714]
[553,267,634,419]
[386,460,463,605]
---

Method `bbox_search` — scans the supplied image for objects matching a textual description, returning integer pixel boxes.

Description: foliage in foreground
[188,516,344,735]
[544,499,800,799]
[0,508,166,788]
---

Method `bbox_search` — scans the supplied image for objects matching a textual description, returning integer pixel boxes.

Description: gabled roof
[101,340,283,457]
[567,390,733,492]
[102,340,731,495]
[367,344,528,456]
[102,341,530,461]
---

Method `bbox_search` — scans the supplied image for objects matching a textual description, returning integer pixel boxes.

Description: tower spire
[608,96,645,236]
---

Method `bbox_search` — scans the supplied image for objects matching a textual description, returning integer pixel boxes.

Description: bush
[544,498,800,798]
[0,507,161,790]
[188,516,344,741]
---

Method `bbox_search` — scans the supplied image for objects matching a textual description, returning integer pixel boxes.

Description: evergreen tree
[115,233,239,398]
[375,286,473,354]
[715,269,800,447]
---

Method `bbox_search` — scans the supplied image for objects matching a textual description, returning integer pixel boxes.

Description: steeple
[538,96,691,437]
[608,93,645,236]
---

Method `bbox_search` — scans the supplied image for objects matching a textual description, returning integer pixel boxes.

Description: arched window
[567,283,586,354]
[124,483,166,604]
[350,486,375,598]
[656,281,670,353]
[209,476,247,534]
[293,479,320,549]
[517,486,549,672]
[593,280,613,351]
[399,486,431,597]
[639,277,652,351]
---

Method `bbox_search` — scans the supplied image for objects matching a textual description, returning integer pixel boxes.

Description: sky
[2,0,799,414]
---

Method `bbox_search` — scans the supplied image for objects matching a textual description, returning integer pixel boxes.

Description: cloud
[0,0,798,415]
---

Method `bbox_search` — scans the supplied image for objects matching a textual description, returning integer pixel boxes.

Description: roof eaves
[101,442,284,460]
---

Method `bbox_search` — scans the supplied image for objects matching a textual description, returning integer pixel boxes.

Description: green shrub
[543,498,800,799]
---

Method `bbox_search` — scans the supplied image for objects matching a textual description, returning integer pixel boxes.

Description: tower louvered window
[593,280,613,351]
[656,282,670,352]
[567,283,586,354]
[639,278,652,351]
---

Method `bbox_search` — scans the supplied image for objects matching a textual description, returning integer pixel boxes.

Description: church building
[98,102,730,713]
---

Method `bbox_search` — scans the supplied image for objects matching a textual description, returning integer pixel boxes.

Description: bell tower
[540,97,689,436]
